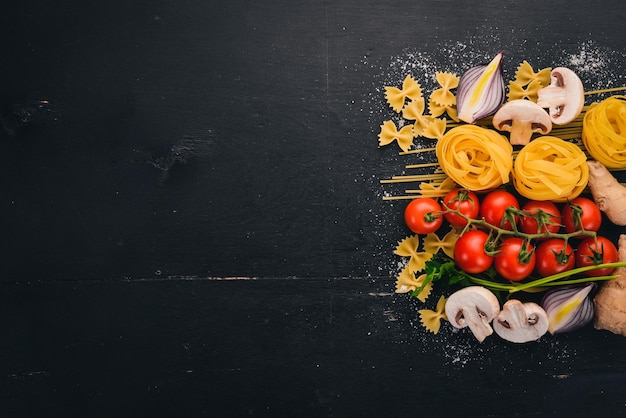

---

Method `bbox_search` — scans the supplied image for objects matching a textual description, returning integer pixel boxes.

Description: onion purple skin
[456,57,506,123]
[540,283,597,334]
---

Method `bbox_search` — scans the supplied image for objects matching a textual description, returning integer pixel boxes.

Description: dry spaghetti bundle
[513,136,588,202]
[582,96,626,168]
[435,125,512,191]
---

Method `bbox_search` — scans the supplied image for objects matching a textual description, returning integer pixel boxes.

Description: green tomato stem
[538,275,618,287]
[466,263,626,293]
[510,262,626,293]
[444,205,597,243]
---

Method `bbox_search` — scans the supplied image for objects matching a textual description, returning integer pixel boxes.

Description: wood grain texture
[2,277,626,417]
[0,0,623,281]
[1,0,626,416]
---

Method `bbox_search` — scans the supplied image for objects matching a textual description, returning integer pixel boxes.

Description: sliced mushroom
[493,300,549,343]
[536,67,585,125]
[444,286,500,342]
[492,100,552,145]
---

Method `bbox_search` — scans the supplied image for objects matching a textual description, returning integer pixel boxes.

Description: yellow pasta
[402,96,426,120]
[513,136,588,201]
[396,269,433,301]
[393,235,433,274]
[428,99,460,121]
[436,125,513,191]
[513,61,551,87]
[384,74,423,113]
[430,71,459,107]
[422,117,447,140]
[582,95,626,168]
[378,120,414,152]
[402,97,435,137]
[418,295,448,334]
[507,79,544,102]
[507,61,551,102]
[423,230,459,259]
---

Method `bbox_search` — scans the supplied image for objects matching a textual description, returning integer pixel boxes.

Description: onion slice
[540,283,596,334]
[457,52,506,123]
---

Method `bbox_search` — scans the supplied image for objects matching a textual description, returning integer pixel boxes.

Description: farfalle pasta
[402,97,435,137]
[418,295,447,334]
[378,120,414,152]
[582,96,626,168]
[507,79,544,102]
[507,61,551,102]
[435,125,513,191]
[393,235,433,274]
[430,72,458,107]
[384,74,423,112]
[512,136,588,201]
[429,71,459,121]
[395,268,433,301]
[513,61,551,87]
[423,230,459,259]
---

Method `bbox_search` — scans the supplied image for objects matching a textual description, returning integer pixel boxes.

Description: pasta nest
[436,125,512,191]
[582,95,626,169]
[513,136,588,202]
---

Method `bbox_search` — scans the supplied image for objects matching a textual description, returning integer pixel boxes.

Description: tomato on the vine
[561,197,602,235]
[575,236,618,277]
[519,200,561,236]
[454,230,493,274]
[480,190,520,230]
[494,237,535,282]
[442,189,480,227]
[535,238,575,277]
[404,197,443,234]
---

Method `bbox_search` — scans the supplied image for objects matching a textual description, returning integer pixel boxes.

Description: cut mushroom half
[536,67,585,125]
[493,300,549,343]
[492,100,552,145]
[444,286,500,342]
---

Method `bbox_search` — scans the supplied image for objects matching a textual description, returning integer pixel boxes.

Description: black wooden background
[2,1,626,416]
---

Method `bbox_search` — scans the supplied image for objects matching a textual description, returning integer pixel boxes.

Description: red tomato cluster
[403,189,618,281]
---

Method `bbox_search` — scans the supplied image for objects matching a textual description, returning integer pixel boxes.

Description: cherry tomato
[494,237,536,282]
[575,236,618,277]
[561,197,602,236]
[404,197,443,234]
[535,238,575,277]
[454,230,493,274]
[442,189,480,227]
[519,200,561,236]
[480,190,520,230]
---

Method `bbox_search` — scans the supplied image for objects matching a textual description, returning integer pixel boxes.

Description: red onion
[540,283,596,334]
[456,52,506,123]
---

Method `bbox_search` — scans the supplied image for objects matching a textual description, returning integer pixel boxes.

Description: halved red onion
[540,283,596,334]
[456,52,506,123]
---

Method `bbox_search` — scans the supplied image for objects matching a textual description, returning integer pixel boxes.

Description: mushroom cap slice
[444,286,500,342]
[492,99,552,145]
[493,300,549,343]
[536,67,585,125]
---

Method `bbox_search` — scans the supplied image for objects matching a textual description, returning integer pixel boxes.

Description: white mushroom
[536,67,585,125]
[444,286,500,342]
[493,300,549,343]
[492,100,552,145]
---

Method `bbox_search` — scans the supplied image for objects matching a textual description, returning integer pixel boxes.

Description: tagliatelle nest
[512,135,589,202]
[436,125,513,191]
[582,95,626,169]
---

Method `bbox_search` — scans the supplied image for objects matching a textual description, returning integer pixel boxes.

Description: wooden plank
[1,277,625,416]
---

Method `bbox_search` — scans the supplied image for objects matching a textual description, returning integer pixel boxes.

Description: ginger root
[587,160,626,226]
[593,234,626,336]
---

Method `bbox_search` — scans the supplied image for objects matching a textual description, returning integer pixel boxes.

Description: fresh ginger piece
[594,234,626,336]
[587,160,626,226]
